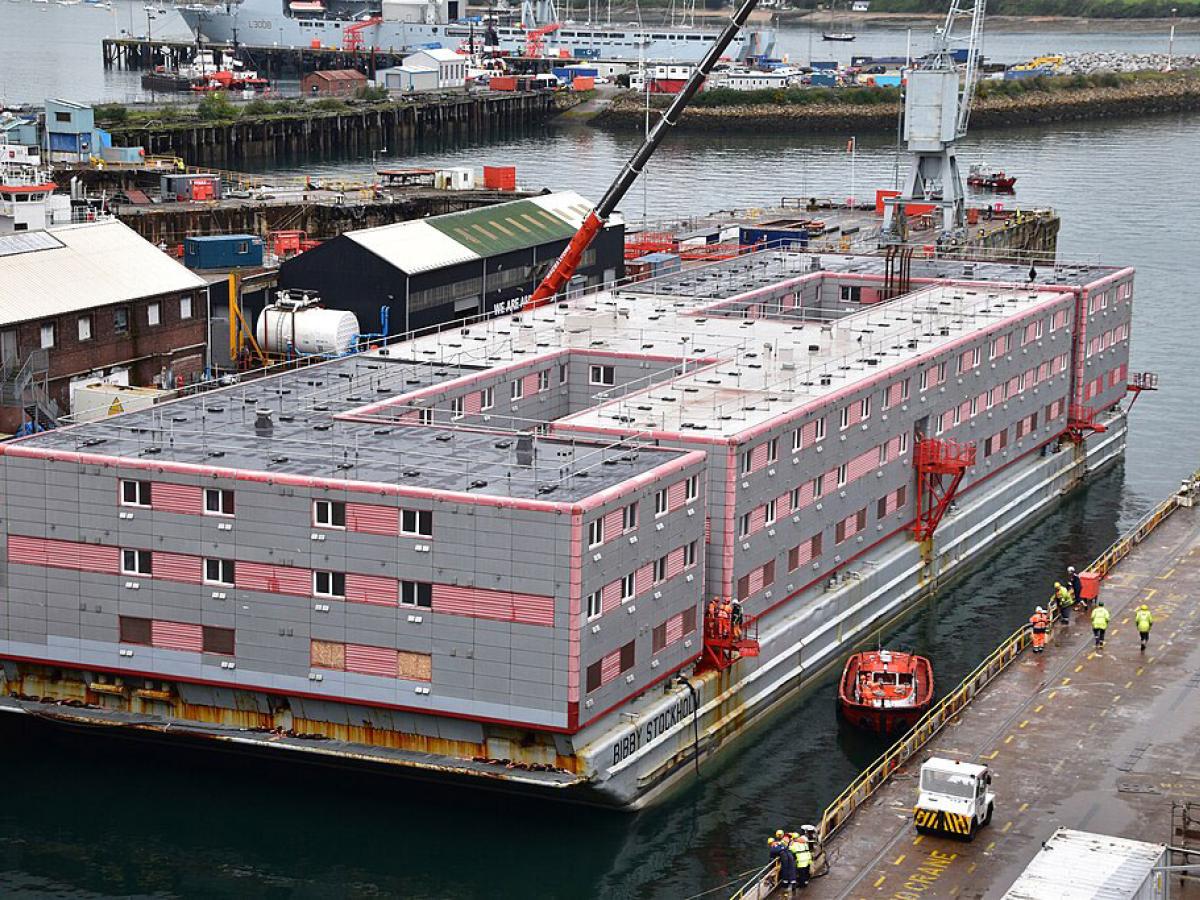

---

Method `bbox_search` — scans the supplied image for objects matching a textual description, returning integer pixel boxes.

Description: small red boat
[967,164,1017,192]
[838,650,934,736]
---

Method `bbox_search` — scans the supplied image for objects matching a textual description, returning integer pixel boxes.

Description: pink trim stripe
[601,580,622,614]
[600,650,621,685]
[7,535,119,574]
[154,552,203,584]
[151,620,203,652]
[431,584,555,627]
[667,480,687,508]
[346,573,399,606]
[239,561,312,597]
[602,508,624,543]
[346,503,400,536]
[152,482,203,515]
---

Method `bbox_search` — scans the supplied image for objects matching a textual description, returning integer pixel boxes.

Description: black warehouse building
[278,191,625,334]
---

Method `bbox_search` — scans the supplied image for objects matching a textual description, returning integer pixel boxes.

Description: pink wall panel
[151,620,203,652]
[238,561,312,596]
[667,480,687,508]
[154,552,203,584]
[346,503,400,536]
[345,573,399,606]
[151,482,204,515]
[345,643,399,677]
[7,535,119,574]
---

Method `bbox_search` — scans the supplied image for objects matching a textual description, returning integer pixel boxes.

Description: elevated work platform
[806,492,1200,898]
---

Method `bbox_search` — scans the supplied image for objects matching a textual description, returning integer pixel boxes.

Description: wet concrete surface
[808,503,1200,900]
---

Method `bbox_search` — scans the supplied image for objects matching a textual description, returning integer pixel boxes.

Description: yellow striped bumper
[913,807,973,835]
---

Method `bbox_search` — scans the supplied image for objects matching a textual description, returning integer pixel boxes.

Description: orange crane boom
[522,0,762,310]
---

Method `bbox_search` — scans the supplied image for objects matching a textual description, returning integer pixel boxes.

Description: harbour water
[1,4,1198,897]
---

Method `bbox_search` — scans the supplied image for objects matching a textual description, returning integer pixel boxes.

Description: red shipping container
[1079,570,1102,600]
[489,75,517,92]
[483,165,517,191]
[573,75,594,90]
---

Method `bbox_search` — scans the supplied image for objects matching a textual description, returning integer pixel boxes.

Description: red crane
[522,0,762,310]
[343,16,383,52]
[524,22,560,58]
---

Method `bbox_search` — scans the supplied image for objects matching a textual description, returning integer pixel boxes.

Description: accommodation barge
[0,249,1135,807]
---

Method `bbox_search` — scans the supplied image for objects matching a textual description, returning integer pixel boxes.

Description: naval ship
[178,0,774,62]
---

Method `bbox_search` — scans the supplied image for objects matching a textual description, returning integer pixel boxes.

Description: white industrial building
[402,48,468,88]
[376,64,439,94]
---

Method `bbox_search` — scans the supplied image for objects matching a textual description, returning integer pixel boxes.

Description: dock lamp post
[1169,8,1177,71]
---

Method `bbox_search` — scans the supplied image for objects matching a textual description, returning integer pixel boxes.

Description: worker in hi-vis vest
[1091,600,1111,650]
[1135,604,1154,652]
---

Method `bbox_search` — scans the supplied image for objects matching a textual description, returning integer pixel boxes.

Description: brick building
[300,69,368,98]
[0,220,208,432]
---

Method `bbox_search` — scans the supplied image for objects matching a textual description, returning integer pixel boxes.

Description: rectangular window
[588,518,605,547]
[739,512,751,538]
[878,496,888,519]
[685,475,699,503]
[899,433,909,455]
[119,616,152,645]
[147,302,161,327]
[792,428,803,452]
[559,364,568,384]
[314,571,346,598]
[204,558,235,586]
[620,573,635,603]
[655,488,668,517]
[788,545,800,572]
[77,314,93,342]
[896,485,907,508]
[114,307,129,333]
[737,574,751,602]
[900,379,911,401]
[762,560,775,589]
[619,640,635,672]
[400,580,432,608]
[120,479,151,507]
[589,364,615,386]
[511,379,524,401]
[202,626,235,655]
[653,623,667,653]
[764,499,777,526]
[538,369,549,391]
[878,443,889,466]
[419,408,433,426]
[813,473,824,499]
[840,406,851,430]
[972,346,981,368]
[837,464,848,488]
[586,661,602,693]
[741,450,753,475]
[767,438,779,464]
[313,499,346,528]
[860,397,871,420]
[919,369,929,392]
[121,549,152,576]
[683,541,697,568]
[622,502,638,531]
[814,417,827,442]
[653,556,667,583]
[204,488,234,516]
[180,296,193,320]
[39,322,55,349]
[790,485,801,510]
[481,386,494,410]
[587,590,602,621]
[400,509,433,537]
[451,397,464,420]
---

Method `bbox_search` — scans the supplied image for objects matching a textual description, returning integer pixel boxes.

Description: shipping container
[489,75,517,91]
[483,165,517,191]
[183,234,264,270]
[1001,829,1169,900]
[573,76,595,91]
[161,173,223,202]
[630,251,681,278]
[739,225,809,249]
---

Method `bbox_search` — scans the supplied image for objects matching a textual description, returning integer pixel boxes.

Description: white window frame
[204,487,234,517]
[620,573,635,603]
[684,475,698,504]
[204,558,235,586]
[121,548,151,576]
[860,397,871,420]
[792,428,802,452]
[878,443,888,466]
[898,433,909,455]
[654,488,668,518]
[653,556,667,584]
[400,508,433,538]
[972,346,981,367]
[586,590,603,621]
[900,378,911,402]
[147,301,161,327]
[400,580,432,608]
[740,450,753,475]
[313,499,346,529]
[313,570,346,599]
[538,369,549,391]
[39,322,55,349]
[480,386,494,411]
[589,364,615,386]
[837,463,848,488]
[840,406,851,430]
[588,517,605,547]
[180,296,193,320]
[450,396,464,420]
[683,541,697,568]
[919,369,929,392]
[764,499,777,526]
[813,473,824,499]
[621,502,638,531]
[738,512,751,538]
[511,379,524,402]
[120,479,151,508]
[77,314,93,342]
[767,437,779,464]
[814,417,827,441]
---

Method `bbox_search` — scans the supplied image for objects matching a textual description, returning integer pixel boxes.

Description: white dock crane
[883,0,986,240]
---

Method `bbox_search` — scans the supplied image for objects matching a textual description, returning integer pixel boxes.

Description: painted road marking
[1114,695,1122,703]
[889,849,958,900]
[1159,568,1175,580]
[1018,802,1029,813]
[985,841,996,852]
[1145,588,1158,600]
[913,836,924,846]
[983,750,999,760]
[1126,680,1134,689]
[1076,664,1085,671]
[893,855,906,866]
[875,875,887,888]
[1004,735,1014,744]
[1034,704,1044,713]
[1062,678,1071,686]
[1137,667,1145,676]
[967,863,977,874]
[1048,691,1058,700]
[1019,720,1029,729]
[1002,821,1014,833]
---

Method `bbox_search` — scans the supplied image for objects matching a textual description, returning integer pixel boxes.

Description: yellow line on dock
[1126,680,1133,689]
[1075,664,1084,671]
[968,863,977,874]
[1002,821,1014,833]
[1034,704,1044,713]
[912,836,924,846]
[893,854,906,866]
[1113,695,1122,703]
[1136,667,1144,676]
[1048,691,1058,700]
[983,750,999,760]
[1018,802,1029,813]
[986,841,996,852]
[874,875,886,888]
[1019,720,1029,729]
[1004,735,1014,744]
[1159,568,1175,580]
[1145,588,1158,600]
[1061,677,1071,686]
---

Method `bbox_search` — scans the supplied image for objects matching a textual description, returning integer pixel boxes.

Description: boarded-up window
[397,650,432,682]
[586,660,602,693]
[310,639,345,670]
[788,545,800,572]
[896,486,907,509]
[682,607,697,635]
[878,496,888,520]
[812,533,823,557]
[856,508,867,531]
[737,574,751,602]
[619,640,635,673]
[652,623,667,653]
[119,616,151,645]
[202,626,235,655]
[762,560,775,589]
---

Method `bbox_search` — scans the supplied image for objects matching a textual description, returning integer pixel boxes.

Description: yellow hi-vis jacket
[791,843,813,869]
[1055,584,1074,607]
[1091,606,1111,630]
[1135,609,1154,633]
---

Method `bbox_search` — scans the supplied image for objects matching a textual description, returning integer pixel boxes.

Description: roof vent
[255,409,273,435]
[515,432,535,467]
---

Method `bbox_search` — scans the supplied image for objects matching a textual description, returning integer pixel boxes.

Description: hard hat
[1140,604,1149,610]
[767,838,776,846]
[1097,600,1105,606]
[775,830,785,838]
[1036,606,1044,613]
[1054,582,1063,589]
[1068,566,1075,572]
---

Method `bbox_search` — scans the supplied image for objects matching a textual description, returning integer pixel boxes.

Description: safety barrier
[729,861,779,900]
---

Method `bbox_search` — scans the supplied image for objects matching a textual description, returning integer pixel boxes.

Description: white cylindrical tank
[255,304,360,356]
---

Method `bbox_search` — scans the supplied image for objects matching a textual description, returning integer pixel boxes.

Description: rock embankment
[591,72,1200,134]
[1058,52,1200,73]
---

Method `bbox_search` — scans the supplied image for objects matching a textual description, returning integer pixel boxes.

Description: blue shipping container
[809,72,838,86]
[739,226,809,249]
[184,234,264,270]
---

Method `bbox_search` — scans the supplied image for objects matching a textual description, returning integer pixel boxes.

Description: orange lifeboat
[838,650,934,737]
